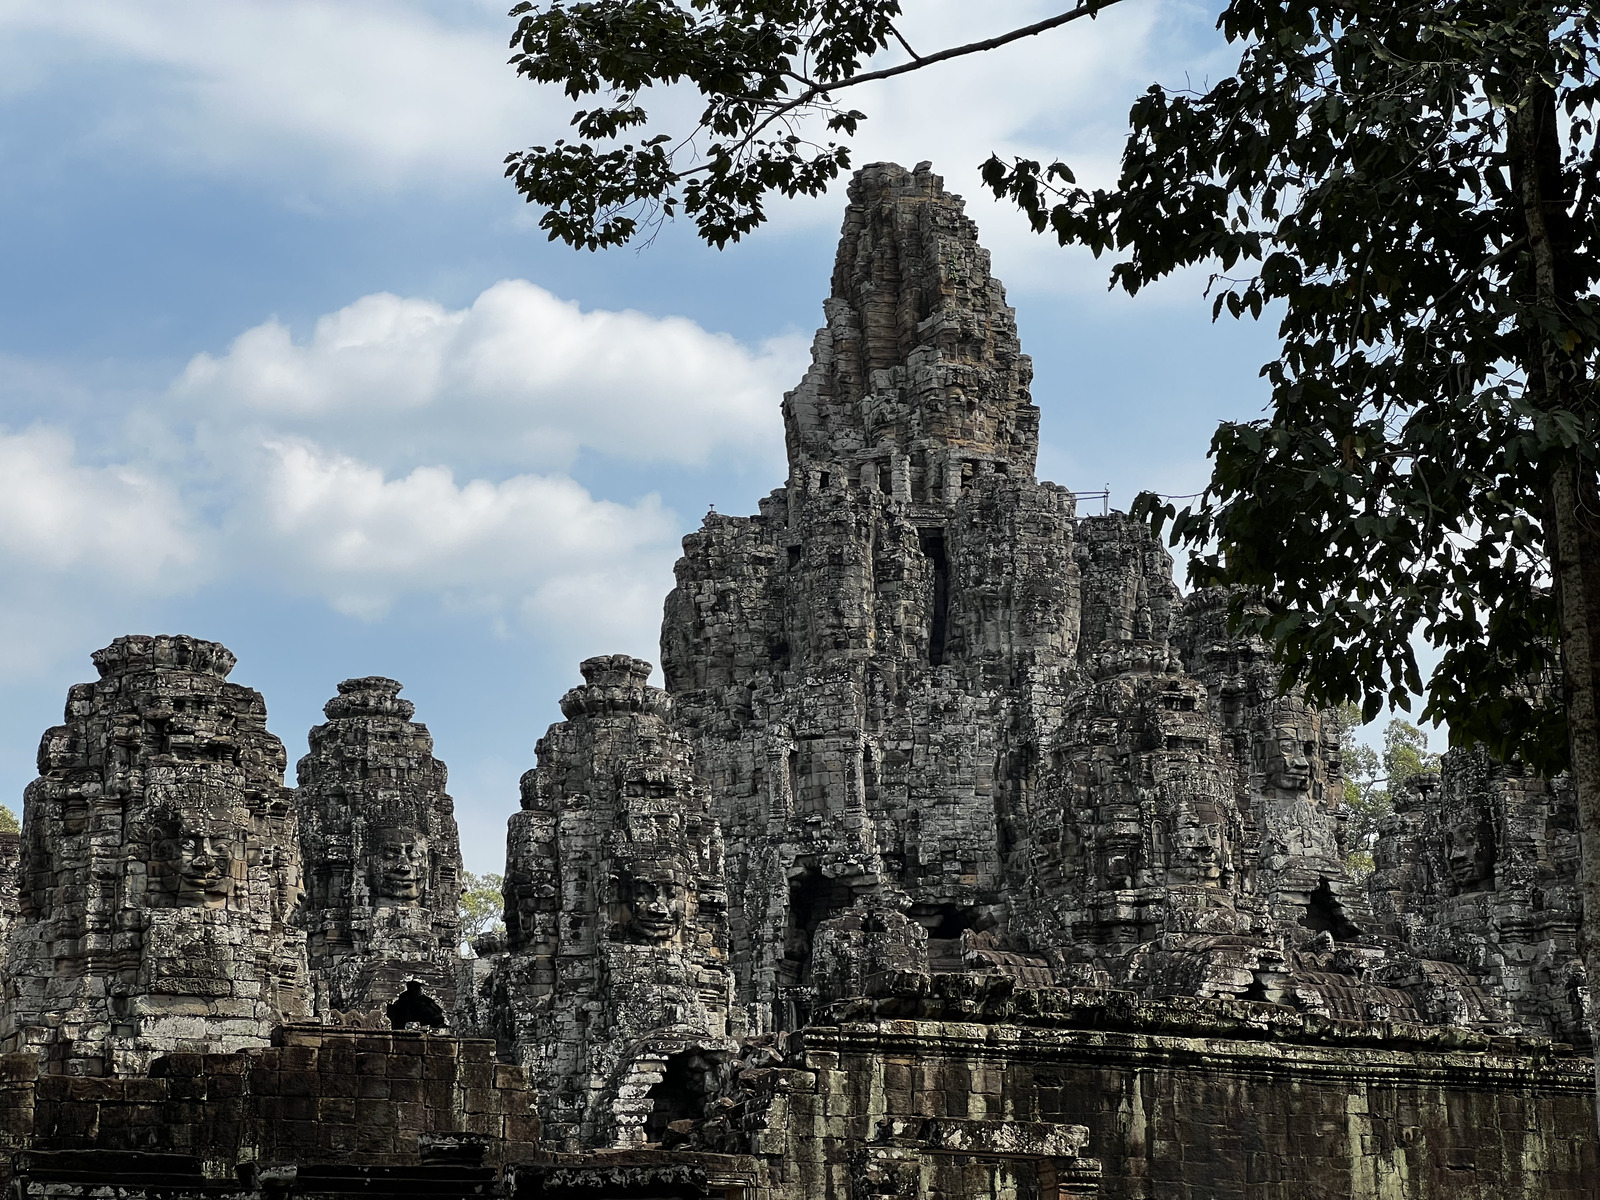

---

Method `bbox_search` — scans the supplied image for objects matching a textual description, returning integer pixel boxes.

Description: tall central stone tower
[663,163,1116,1031]
[660,162,1377,1034]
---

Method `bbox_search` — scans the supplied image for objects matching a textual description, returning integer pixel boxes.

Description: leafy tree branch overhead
[997,2,1600,768]
[503,0,1121,248]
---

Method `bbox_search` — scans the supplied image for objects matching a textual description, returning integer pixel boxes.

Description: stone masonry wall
[0,1026,535,1185]
[690,981,1593,1200]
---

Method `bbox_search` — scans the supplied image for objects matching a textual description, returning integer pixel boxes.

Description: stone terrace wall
[690,981,1594,1200]
[0,1028,537,1191]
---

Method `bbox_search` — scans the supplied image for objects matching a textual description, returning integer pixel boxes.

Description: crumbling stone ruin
[1368,747,1588,1043]
[0,163,1592,1199]
[297,676,462,1025]
[493,654,733,1153]
[2,635,309,1077]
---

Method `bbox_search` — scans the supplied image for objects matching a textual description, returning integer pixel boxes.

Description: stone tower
[662,162,1091,1033]
[3,635,308,1075]
[496,655,732,1151]
[296,676,463,1024]
[1368,750,1588,1043]
[659,162,1384,1033]
[1174,588,1365,933]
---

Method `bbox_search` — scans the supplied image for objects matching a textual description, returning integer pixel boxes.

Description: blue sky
[0,1,1304,872]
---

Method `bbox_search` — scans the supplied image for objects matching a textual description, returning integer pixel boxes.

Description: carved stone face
[1444,817,1495,892]
[1100,836,1141,889]
[1266,722,1314,793]
[621,868,689,941]
[504,866,542,942]
[1170,819,1227,886]
[154,815,238,908]
[372,828,428,903]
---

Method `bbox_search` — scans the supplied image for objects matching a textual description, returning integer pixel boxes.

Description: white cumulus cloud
[242,438,679,631]
[0,0,548,191]
[0,426,199,584]
[0,426,205,677]
[173,281,802,473]
[0,272,798,678]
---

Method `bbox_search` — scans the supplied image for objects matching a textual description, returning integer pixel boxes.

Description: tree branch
[887,22,922,62]
[837,2,1123,91]
[739,2,1126,148]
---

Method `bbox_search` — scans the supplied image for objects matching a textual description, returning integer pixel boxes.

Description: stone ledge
[814,975,1596,1061]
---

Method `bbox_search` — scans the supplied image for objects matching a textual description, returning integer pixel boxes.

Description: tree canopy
[993,1,1598,773]
[501,0,1600,1076]
[504,0,1120,247]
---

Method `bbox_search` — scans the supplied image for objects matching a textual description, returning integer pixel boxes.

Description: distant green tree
[459,871,506,940]
[1337,706,1440,879]
[1338,704,1384,879]
[1384,719,1441,790]
[0,806,17,835]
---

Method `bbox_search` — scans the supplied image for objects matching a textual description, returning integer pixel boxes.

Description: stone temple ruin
[0,163,1593,1199]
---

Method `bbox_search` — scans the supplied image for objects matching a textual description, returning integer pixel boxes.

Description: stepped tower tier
[295,676,463,1024]
[783,160,1041,493]
[2,635,309,1075]
[494,655,733,1152]
[661,163,1187,1033]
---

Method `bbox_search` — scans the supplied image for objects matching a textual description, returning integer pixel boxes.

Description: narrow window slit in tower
[919,529,949,666]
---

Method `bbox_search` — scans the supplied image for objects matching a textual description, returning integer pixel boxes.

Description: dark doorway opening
[644,1053,701,1145]
[387,980,447,1030]
[777,870,852,1028]
[1304,879,1362,942]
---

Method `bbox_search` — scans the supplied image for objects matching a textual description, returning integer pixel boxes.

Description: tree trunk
[1547,463,1600,1116]
[1517,75,1600,1122]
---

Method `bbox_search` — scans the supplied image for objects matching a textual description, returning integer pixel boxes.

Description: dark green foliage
[502,1,1117,247]
[504,0,903,246]
[460,870,507,939]
[984,2,1600,773]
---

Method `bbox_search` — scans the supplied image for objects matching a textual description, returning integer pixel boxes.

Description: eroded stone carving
[1369,752,1588,1045]
[2,635,309,1074]
[494,655,733,1151]
[296,676,462,1024]
[660,162,1086,1035]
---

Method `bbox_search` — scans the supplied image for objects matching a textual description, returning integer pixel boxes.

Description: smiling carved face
[177,832,235,905]
[1444,817,1495,892]
[153,814,239,908]
[373,829,428,903]
[1170,820,1227,886]
[623,871,688,941]
[1267,724,1314,793]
